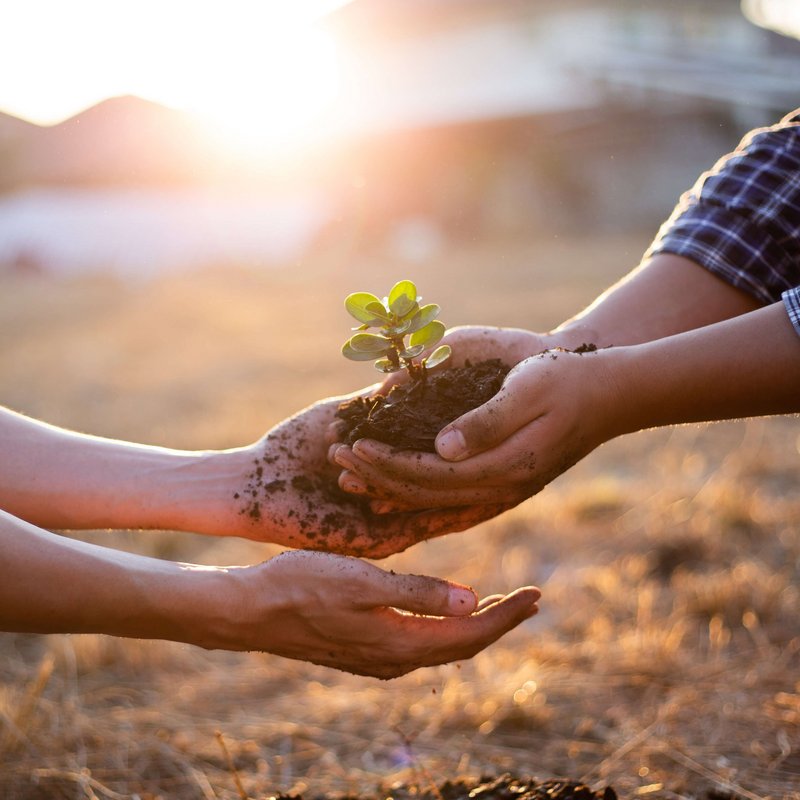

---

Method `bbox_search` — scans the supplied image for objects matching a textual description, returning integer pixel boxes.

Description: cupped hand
[223,395,510,557]
[228,550,541,679]
[325,325,554,446]
[330,347,622,512]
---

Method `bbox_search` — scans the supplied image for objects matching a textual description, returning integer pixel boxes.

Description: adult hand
[330,348,620,512]
[203,395,511,557]
[357,324,552,400]
[420,324,554,370]
[0,510,540,679]
[325,325,554,445]
[227,550,541,678]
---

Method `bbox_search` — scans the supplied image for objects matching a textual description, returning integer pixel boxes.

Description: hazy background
[1,0,799,279]
[1,1,799,798]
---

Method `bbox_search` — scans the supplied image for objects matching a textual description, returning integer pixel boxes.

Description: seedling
[341,279,451,380]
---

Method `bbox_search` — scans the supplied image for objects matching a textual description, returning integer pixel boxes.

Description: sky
[0,0,352,146]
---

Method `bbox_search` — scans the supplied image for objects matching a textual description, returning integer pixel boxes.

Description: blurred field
[0,233,799,799]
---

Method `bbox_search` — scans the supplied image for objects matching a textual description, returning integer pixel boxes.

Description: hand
[0,510,540,679]
[226,550,541,678]
[383,324,553,391]
[330,348,620,512]
[326,326,554,442]
[213,395,512,557]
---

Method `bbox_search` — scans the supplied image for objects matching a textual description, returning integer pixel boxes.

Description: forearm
[603,301,800,435]
[0,407,250,532]
[550,253,762,350]
[0,508,238,647]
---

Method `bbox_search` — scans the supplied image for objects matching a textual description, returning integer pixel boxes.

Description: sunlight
[0,0,345,158]
[190,26,341,158]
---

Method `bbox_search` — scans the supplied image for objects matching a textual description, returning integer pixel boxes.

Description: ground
[0,233,798,799]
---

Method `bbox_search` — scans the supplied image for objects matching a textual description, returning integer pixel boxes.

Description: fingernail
[342,475,367,494]
[448,585,477,614]
[436,428,467,461]
[352,440,375,463]
[334,448,355,469]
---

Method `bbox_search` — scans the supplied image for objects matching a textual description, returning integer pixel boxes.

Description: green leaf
[348,333,393,354]
[409,320,445,349]
[374,357,402,373]
[384,316,414,336]
[345,292,386,325]
[388,280,417,317]
[399,344,425,359]
[365,300,391,321]
[342,341,383,362]
[423,344,451,370]
[407,303,440,333]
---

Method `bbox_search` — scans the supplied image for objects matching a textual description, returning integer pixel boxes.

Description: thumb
[362,568,478,617]
[435,369,534,461]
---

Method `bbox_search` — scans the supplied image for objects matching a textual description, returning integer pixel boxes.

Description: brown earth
[1,235,798,800]
[335,359,510,452]
[274,774,617,800]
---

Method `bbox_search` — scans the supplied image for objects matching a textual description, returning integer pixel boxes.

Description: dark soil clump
[336,358,510,452]
[269,774,617,800]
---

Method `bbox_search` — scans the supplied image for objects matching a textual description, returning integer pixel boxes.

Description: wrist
[156,564,252,650]
[137,446,259,536]
[546,322,605,351]
[177,561,283,652]
[591,342,688,437]
[580,346,643,440]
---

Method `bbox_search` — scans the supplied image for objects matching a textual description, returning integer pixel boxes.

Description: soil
[270,774,617,800]
[335,358,511,452]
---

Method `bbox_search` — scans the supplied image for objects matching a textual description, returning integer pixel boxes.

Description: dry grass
[0,233,798,799]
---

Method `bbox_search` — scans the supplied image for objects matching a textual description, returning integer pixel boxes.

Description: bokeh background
[1,1,799,798]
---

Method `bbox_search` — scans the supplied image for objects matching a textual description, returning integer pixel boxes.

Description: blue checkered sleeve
[646,108,800,337]
[784,286,800,336]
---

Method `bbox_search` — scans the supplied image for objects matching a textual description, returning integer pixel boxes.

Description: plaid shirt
[646,108,800,338]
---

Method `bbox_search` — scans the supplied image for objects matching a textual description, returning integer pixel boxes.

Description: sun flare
[190,26,341,159]
[0,1,345,159]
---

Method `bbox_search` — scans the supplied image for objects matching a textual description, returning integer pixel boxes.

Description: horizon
[0,0,353,148]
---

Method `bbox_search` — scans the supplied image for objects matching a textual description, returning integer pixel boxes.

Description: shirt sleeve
[783,286,800,337]
[645,109,800,312]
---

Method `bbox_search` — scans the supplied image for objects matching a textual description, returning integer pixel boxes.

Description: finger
[335,440,531,506]
[336,443,529,508]
[348,439,491,486]
[435,361,545,461]
[476,593,505,611]
[360,568,478,616]
[351,419,560,497]
[364,479,528,512]
[328,442,343,466]
[402,586,541,667]
[338,469,369,496]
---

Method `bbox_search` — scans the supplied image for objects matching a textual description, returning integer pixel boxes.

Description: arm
[381,113,800,369]
[549,252,762,350]
[0,399,506,557]
[332,111,800,511]
[0,508,540,678]
[332,300,800,511]
[0,407,221,531]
